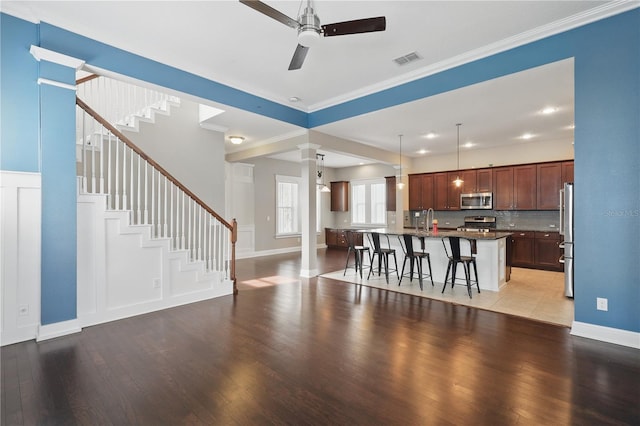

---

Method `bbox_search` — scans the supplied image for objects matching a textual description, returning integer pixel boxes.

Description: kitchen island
[346,228,512,292]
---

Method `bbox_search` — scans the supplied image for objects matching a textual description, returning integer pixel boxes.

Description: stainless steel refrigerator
[559,182,574,298]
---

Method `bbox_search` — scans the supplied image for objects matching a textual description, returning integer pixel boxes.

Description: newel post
[231,218,238,295]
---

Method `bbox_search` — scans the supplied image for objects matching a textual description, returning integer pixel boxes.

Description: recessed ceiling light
[541,106,558,115]
[567,123,575,130]
[359,162,365,165]
[417,149,429,155]
[289,96,301,103]
[228,136,244,145]
[464,142,474,148]
[425,132,437,139]
[521,133,534,140]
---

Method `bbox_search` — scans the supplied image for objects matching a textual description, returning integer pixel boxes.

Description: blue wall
[1,9,638,333]
[0,14,40,172]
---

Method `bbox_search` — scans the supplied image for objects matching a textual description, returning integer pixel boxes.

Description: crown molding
[307,1,640,112]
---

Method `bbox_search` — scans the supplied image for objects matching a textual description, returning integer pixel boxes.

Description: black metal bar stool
[367,232,399,284]
[441,236,480,298]
[398,234,434,290]
[343,230,370,279]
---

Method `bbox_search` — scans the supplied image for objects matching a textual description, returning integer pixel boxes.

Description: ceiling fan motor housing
[298,7,321,47]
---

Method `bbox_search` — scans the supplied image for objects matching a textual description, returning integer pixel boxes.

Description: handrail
[76,96,238,293]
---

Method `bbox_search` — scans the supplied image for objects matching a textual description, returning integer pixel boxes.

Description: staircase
[75,76,236,328]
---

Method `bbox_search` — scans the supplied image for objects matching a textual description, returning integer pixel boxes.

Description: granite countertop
[351,227,512,240]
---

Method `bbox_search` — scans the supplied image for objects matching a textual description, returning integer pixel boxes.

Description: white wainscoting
[77,191,233,328]
[1,171,42,346]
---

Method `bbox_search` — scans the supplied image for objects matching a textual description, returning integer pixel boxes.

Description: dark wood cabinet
[459,168,492,193]
[514,165,537,210]
[408,173,434,210]
[511,231,535,267]
[534,231,563,271]
[330,181,349,212]
[493,167,514,210]
[562,161,574,183]
[537,162,562,210]
[433,172,460,210]
[385,176,396,211]
[325,228,362,249]
[476,168,493,192]
[510,231,562,271]
[494,165,536,210]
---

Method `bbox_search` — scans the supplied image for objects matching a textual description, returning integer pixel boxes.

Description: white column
[298,143,320,278]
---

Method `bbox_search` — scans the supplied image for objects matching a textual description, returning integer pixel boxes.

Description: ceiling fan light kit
[240,0,386,70]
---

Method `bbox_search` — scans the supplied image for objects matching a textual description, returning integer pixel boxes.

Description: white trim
[571,321,640,349]
[199,122,229,133]
[29,45,85,69]
[235,244,327,260]
[300,269,319,278]
[37,78,77,91]
[37,319,82,342]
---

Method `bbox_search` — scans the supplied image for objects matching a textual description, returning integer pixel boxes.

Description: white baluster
[170,182,174,249]
[82,111,87,193]
[144,161,149,225]
[129,149,134,222]
[91,124,96,193]
[187,198,192,259]
[181,191,186,250]
[107,132,112,209]
[137,155,141,224]
[99,125,105,194]
[122,144,128,211]
[163,176,168,238]
[115,138,120,210]
[157,172,162,237]
[151,168,155,236]
[213,220,219,271]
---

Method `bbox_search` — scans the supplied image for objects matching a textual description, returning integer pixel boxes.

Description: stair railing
[76,74,179,128]
[76,96,237,294]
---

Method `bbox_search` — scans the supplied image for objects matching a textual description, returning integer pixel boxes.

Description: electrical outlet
[18,305,29,316]
[153,278,161,289]
[596,297,608,311]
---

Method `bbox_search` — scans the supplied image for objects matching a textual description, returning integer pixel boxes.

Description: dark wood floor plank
[2,249,639,425]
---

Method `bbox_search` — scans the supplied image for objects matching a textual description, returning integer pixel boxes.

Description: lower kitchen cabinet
[534,231,563,271]
[325,228,362,249]
[510,231,562,271]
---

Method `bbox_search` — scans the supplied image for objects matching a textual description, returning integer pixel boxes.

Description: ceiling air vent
[393,51,422,66]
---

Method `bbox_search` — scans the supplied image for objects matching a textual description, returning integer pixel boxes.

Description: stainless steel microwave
[460,192,493,210]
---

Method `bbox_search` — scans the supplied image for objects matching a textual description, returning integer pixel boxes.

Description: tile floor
[321,265,574,327]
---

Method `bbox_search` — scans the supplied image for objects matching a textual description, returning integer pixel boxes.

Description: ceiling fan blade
[239,0,299,29]
[288,44,310,71]
[322,16,386,37]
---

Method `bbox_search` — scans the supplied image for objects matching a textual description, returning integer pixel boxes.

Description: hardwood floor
[2,248,639,425]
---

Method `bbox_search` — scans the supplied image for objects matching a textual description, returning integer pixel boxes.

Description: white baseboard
[300,269,319,278]
[236,244,328,259]
[571,321,640,349]
[37,319,82,342]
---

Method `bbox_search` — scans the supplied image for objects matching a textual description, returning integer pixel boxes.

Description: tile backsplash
[430,210,560,232]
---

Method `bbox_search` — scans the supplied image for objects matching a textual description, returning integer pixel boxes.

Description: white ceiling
[3,1,635,167]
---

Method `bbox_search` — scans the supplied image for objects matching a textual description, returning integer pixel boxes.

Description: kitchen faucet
[424,208,435,232]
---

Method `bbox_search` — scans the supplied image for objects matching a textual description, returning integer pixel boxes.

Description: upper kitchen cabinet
[460,168,493,193]
[408,174,434,210]
[537,162,562,210]
[477,169,493,192]
[537,160,574,210]
[434,172,461,210]
[562,161,574,183]
[494,165,536,210]
[330,181,349,212]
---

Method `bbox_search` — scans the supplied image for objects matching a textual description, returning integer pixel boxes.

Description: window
[276,175,300,236]
[351,178,387,226]
[275,175,323,236]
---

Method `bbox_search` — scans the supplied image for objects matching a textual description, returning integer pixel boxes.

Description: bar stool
[367,232,399,284]
[343,230,370,279]
[398,234,434,290]
[441,236,480,299]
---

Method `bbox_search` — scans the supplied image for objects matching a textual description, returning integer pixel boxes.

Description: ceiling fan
[240,0,386,70]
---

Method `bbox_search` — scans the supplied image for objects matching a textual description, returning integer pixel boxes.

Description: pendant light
[396,134,405,190]
[453,123,464,187]
[316,153,331,192]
